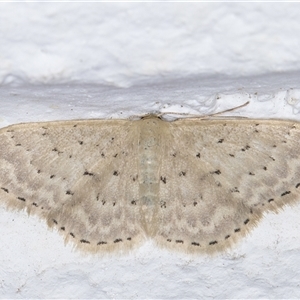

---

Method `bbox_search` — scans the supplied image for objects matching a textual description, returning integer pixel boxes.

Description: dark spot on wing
[244,218,250,224]
[209,240,218,245]
[160,201,166,208]
[52,148,63,154]
[230,187,240,193]
[1,187,9,193]
[84,171,94,176]
[191,242,200,246]
[97,241,107,245]
[281,191,291,197]
[160,176,166,184]
[241,145,251,152]
[80,239,90,244]
[212,170,221,175]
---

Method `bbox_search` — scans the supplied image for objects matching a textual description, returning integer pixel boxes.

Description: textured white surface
[0,3,300,299]
[1,3,300,85]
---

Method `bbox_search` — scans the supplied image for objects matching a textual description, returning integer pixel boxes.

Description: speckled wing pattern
[0,120,144,253]
[156,119,300,253]
[0,116,300,254]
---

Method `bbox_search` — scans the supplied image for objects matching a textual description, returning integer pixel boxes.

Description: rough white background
[1,3,300,299]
